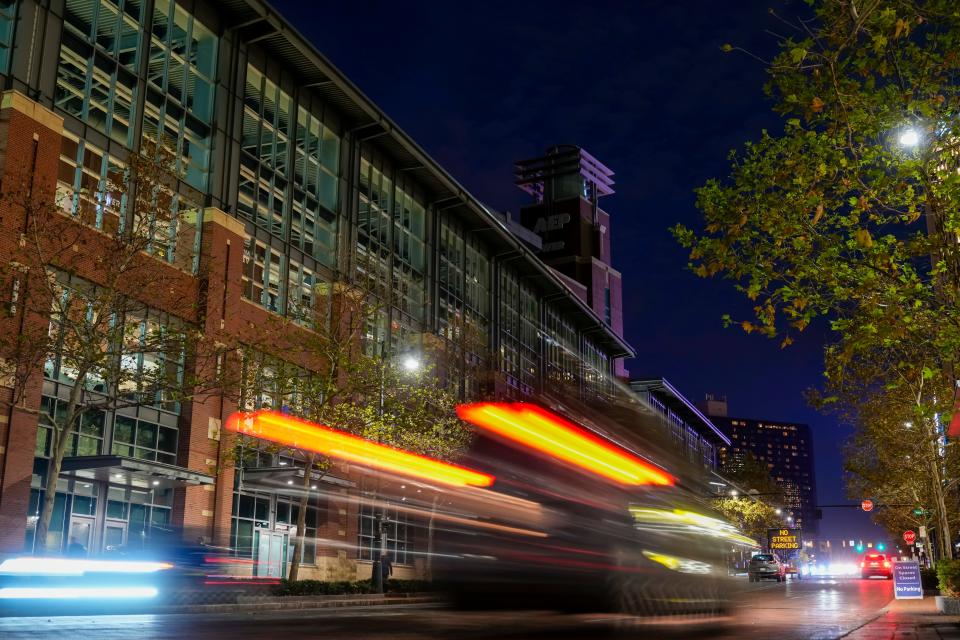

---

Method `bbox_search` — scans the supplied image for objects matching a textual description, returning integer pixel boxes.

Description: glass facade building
[0,0,633,578]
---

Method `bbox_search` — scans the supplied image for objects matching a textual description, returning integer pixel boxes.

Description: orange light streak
[456,402,674,486]
[225,410,494,488]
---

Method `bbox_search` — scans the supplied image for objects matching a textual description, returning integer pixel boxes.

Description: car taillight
[883,561,891,568]
[860,562,865,568]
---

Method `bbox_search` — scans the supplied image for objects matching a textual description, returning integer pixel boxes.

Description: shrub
[275,578,433,596]
[936,559,960,598]
[921,568,939,591]
[386,579,432,593]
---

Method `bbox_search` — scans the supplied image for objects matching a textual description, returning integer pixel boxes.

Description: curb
[150,594,440,615]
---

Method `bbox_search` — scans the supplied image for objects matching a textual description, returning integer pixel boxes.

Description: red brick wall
[0,93,64,554]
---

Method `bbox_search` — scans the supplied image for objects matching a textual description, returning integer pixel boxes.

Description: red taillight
[457,402,675,486]
[883,561,891,568]
[225,410,494,488]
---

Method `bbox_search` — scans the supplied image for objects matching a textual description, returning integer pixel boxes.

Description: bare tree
[0,141,226,553]
[235,285,471,581]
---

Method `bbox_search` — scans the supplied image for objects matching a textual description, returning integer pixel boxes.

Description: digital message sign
[767,528,802,552]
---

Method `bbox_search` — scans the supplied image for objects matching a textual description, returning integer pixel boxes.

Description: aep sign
[893,561,923,599]
[768,528,802,552]
[861,499,874,512]
[904,530,917,545]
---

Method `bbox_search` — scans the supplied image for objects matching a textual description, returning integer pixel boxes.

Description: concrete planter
[935,595,960,614]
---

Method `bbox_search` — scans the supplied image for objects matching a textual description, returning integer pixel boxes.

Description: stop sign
[904,530,917,545]
[861,499,874,512]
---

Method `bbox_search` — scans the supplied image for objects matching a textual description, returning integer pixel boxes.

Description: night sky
[268,0,884,541]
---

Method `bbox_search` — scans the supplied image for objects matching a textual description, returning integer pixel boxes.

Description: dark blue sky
[269,0,883,541]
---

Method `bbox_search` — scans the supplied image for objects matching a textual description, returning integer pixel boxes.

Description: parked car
[748,553,786,582]
[860,553,893,580]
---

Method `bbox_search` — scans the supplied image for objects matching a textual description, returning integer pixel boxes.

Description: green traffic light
[856,544,864,552]
[877,543,885,551]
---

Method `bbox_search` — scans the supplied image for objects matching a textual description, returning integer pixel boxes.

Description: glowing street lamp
[402,356,421,372]
[898,127,921,148]
[775,508,782,515]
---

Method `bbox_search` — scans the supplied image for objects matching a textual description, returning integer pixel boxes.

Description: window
[55,133,125,231]
[111,413,176,464]
[0,0,16,74]
[355,157,392,299]
[358,502,412,565]
[276,495,320,564]
[238,65,291,237]
[57,0,143,145]
[544,303,578,387]
[143,0,216,189]
[499,266,539,395]
[35,396,105,458]
[241,238,284,313]
[291,104,339,267]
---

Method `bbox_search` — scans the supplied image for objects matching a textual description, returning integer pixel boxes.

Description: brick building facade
[0,0,632,581]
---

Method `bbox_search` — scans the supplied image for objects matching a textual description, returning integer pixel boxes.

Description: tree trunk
[287,454,314,582]
[927,428,953,560]
[426,494,438,580]
[34,378,86,554]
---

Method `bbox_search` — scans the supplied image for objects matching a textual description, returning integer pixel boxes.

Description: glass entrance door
[103,520,127,553]
[67,515,95,557]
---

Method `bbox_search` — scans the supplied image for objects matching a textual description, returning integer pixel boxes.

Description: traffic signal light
[855,544,864,552]
[877,543,885,551]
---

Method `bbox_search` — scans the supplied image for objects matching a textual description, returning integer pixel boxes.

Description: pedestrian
[66,539,86,557]
[380,552,393,589]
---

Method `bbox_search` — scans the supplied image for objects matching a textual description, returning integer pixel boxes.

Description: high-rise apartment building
[710,413,819,535]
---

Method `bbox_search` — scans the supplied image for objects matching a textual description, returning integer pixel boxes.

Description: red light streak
[456,402,674,486]
[225,410,494,488]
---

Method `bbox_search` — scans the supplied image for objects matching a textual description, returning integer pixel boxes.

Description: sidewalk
[843,597,960,639]
[153,592,440,615]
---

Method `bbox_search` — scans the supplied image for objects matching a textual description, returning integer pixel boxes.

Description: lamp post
[371,350,420,593]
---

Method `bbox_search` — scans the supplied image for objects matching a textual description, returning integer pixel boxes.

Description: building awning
[59,455,215,490]
[239,466,355,492]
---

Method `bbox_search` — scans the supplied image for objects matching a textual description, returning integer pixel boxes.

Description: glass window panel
[77,435,100,456]
[64,0,95,38]
[114,416,136,443]
[157,426,177,454]
[254,497,269,521]
[151,507,170,527]
[106,500,128,519]
[135,421,157,448]
[238,494,254,519]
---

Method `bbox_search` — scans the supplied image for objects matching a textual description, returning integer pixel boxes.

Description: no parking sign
[893,561,923,599]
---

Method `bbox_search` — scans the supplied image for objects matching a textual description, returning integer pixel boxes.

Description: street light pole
[372,343,387,594]
[370,346,421,593]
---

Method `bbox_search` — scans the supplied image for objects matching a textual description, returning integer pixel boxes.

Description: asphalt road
[0,577,897,639]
